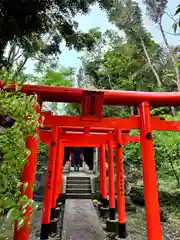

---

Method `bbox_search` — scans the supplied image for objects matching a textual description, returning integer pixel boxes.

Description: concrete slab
[68,171,97,178]
[62,199,106,240]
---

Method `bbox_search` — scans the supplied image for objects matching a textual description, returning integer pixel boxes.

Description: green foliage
[0,67,27,85]
[0,70,39,234]
[174,4,180,33]
[66,103,81,116]
[38,69,73,87]
[0,0,112,67]
[68,0,178,117]
[37,142,48,171]
[28,64,74,87]
[124,115,180,192]
[143,0,168,23]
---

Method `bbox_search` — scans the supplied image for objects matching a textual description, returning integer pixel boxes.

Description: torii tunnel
[2,83,180,240]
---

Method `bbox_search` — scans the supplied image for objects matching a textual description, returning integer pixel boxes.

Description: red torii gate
[39,126,140,238]
[2,82,180,240]
[38,112,180,239]
[40,129,139,146]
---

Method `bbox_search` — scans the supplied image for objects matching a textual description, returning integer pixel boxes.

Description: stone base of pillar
[40,224,50,240]
[50,208,56,219]
[101,197,109,208]
[109,208,116,220]
[115,223,128,239]
[106,218,118,233]
[99,206,109,219]
[49,218,58,236]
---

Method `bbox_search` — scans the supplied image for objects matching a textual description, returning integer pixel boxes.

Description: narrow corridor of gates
[3,83,180,240]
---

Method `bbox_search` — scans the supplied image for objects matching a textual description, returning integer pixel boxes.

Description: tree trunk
[16,56,28,73]
[159,19,180,91]
[130,106,134,115]
[107,74,112,89]
[0,40,8,67]
[169,158,180,188]
[170,106,176,116]
[140,37,162,88]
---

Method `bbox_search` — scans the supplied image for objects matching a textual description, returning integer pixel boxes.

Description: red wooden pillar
[56,142,64,197]
[40,126,59,240]
[49,139,64,236]
[116,129,127,238]
[14,100,41,240]
[51,139,62,207]
[107,140,115,220]
[51,139,64,209]
[13,136,39,240]
[139,102,162,240]
[99,147,103,197]
[99,144,107,207]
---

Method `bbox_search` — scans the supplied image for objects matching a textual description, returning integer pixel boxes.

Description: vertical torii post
[139,102,162,240]
[99,144,109,217]
[13,100,41,240]
[13,136,39,240]
[50,139,64,236]
[55,140,64,201]
[116,129,127,239]
[40,126,59,239]
[106,137,118,233]
[99,150,103,198]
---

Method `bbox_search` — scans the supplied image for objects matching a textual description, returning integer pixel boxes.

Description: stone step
[65,193,93,199]
[66,188,92,194]
[67,176,90,181]
[66,184,91,189]
[66,180,90,184]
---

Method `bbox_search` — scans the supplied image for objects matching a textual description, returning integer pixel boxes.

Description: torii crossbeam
[3,82,180,240]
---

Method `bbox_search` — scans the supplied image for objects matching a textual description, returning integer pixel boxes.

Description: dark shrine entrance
[64,147,94,169]
[84,147,94,170]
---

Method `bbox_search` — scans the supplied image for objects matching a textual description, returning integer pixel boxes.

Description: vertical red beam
[139,102,162,240]
[99,147,103,197]
[52,139,64,208]
[49,139,64,236]
[51,138,60,208]
[99,144,107,206]
[116,129,127,238]
[56,142,64,197]
[13,136,39,240]
[40,126,59,239]
[14,100,41,240]
[107,139,115,220]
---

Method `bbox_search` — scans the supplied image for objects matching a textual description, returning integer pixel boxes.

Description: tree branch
[140,37,162,88]
[15,56,28,73]
[159,18,180,91]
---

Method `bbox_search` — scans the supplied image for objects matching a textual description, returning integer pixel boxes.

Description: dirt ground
[1,202,180,240]
[96,205,180,240]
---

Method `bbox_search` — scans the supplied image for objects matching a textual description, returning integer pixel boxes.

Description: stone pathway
[62,199,106,240]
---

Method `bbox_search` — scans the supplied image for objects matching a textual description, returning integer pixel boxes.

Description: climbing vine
[0,74,40,237]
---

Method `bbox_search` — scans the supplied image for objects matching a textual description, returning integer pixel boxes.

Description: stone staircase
[65,176,92,199]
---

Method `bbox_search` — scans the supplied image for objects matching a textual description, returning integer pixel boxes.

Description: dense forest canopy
[0,0,112,70]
